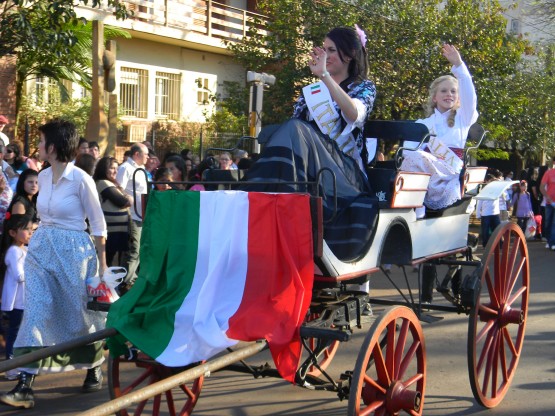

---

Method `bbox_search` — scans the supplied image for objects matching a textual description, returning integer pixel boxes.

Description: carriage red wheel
[468,222,529,408]
[348,306,426,416]
[108,353,204,416]
[304,312,340,377]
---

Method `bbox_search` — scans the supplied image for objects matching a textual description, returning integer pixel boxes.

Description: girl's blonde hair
[424,75,459,127]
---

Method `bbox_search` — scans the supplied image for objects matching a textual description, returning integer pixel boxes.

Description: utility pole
[247,71,275,153]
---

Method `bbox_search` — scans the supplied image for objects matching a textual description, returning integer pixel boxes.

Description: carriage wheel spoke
[403,372,424,388]
[481,327,500,396]
[373,342,391,386]
[360,400,385,415]
[498,333,509,383]
[507,286,527,308]
[123,367,155,395]
[398,339,420,381]
[363,373,387,395]
[505,257,525,302]
[386,321,397,378]
[134,399,148,416]
[164,389,177,416]
[484,269,500,308]
[476,319,495,344]
[394,319,410,379]
[477,325,496,374]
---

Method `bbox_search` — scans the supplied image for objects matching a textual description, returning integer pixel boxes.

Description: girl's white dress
[401,62,479,210]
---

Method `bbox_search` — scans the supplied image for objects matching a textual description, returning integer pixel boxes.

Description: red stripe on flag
[226,193,314,382]
[311,89,321,95]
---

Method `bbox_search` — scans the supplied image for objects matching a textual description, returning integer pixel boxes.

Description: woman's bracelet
[320,71,330,79]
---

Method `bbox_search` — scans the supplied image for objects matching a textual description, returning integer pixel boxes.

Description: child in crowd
[1,213,34,379]
[512,180,534,234]
[475,174,501,247]
[154,167,172,191]
[7,169,39,223]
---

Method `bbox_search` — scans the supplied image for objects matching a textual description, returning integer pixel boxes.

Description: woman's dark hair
[93,156,118,183]
[75,152,96,176]
[326,27,368,85]
[5,142,26,171]
[0,213,33,278]
[38,119,78,163]
[165,155,186,182]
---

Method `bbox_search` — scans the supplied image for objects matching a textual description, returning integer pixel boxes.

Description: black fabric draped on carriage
[241,119,378,262]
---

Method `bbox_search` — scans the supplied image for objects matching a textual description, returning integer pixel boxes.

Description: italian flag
[106,190,314,382]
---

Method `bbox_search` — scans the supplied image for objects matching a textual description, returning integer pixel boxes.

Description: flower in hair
[5,212,10,220]
[354,24,367,50]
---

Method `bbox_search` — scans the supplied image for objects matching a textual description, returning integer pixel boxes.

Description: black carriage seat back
[363,121,431,208]
[202,169,248,190]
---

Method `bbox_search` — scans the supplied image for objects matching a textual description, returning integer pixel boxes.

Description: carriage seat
[363,120,488,211]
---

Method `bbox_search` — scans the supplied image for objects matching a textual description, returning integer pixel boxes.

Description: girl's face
[155,176,172,191]
[433,79,459,113]
[185,159,192,173]
[166,161,182,181]
[107,161,118,181]
[219,154,232,170]
[322,37,350,79]
[10,222,34,246]
[24,175,39,196]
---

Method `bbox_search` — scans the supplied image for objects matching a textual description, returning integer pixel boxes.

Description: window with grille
[197,78,210,105]
[119,67,148,118]
[155,71,181,119]
[34,77,58,106]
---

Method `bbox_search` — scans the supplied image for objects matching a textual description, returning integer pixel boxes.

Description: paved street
[0,237,553,415]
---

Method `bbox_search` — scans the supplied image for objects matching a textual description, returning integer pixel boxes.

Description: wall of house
[115,37,246,123]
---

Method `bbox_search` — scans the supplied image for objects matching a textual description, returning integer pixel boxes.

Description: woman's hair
[0,213,33,278]
[165,155,186,182]
[424,75,459,127]
[5,142,24,166]
[6,169,39,216]
[38,119,79,163]
[75,152,96,176]
[326,26,368,84]
[93,156,118,183]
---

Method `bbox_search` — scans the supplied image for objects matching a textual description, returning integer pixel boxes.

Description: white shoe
[546,243,550,249]
[5,368,20,381]
[551,245,555,251]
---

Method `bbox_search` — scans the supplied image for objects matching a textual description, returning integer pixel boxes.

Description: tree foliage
[228,0,555,164]
[0,0,129,57]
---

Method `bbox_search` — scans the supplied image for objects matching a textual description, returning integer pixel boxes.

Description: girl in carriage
[243,25,378,262]
[401,43,479,217]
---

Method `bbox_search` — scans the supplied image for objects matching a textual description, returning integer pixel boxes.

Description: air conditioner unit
[126,124,147,143]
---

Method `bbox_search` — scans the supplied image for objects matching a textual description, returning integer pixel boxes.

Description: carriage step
[300,326,352,342]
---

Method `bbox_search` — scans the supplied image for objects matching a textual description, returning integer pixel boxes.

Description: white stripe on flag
[156,191,250,365]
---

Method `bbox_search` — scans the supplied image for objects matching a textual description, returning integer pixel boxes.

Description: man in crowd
[540,156,555,251]
[88,141,101,160]
[116,143,149,291]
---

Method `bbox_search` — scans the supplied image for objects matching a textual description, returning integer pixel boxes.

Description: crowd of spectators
[0,114,256,408]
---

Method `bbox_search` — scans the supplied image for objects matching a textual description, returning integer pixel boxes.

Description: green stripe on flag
[107,191,201,358]
[310,84,320,90]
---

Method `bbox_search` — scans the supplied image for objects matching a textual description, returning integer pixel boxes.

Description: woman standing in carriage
[243,25,378,262]
[401,43,479,217]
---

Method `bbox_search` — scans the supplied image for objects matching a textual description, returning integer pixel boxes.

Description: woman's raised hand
[309,46,327,78]
[442,43,463,67]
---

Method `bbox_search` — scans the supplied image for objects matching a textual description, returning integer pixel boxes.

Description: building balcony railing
[95,0,268,43]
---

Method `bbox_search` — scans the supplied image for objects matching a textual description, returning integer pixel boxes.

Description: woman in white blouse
[401,44,478,214]
[0,119,108,409]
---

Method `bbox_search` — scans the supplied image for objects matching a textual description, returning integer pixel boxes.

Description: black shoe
[0,372,35,409]
[82,366,103,393]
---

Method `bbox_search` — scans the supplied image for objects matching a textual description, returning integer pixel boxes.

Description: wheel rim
[468,222,529,408]
[108,353,204,416]
[304,313,340,377]
[348,306,426,416]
